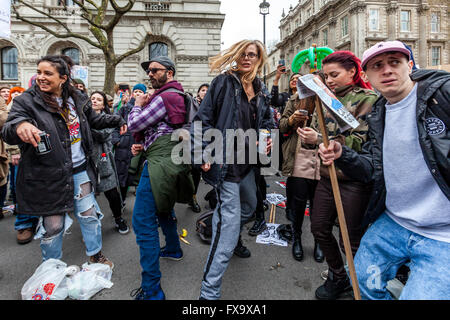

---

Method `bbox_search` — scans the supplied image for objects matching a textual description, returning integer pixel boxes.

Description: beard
[150,72,168,89]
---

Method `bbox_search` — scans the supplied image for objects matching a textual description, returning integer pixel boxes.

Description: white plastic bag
[67,263,113,300]
[21,259,72,300]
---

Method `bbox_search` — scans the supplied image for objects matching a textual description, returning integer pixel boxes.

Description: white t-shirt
[56,97,86,168]
[383,83,450,243]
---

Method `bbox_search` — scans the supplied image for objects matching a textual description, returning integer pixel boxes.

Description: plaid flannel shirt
[128,95,174,150]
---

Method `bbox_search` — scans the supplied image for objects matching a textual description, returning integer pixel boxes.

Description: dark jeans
[286,176,318,236]
[9,165,16,203]
[104,188,123,219]
[310,177,372,279]
[192,167,201,195]
[254,168,267,221]
[132,162,181,293]
[0,183,7,209]
[120,186,128,202]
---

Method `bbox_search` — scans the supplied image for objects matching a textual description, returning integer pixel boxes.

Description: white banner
[0,0,11,39]
[72,65,89,88]
[297,74,360,131]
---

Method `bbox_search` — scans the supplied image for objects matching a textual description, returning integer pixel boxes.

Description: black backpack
[196,210,214,244]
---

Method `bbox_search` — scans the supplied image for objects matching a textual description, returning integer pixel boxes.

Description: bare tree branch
[16,0,73,33]
[116,32,150,64]
[13,5,102,49]
[105,0,135,30]
[83,0,100,10]
[71,0,107,30]
[110,0,135,14]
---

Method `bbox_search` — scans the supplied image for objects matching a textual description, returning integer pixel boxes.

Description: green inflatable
[291,46,334,73]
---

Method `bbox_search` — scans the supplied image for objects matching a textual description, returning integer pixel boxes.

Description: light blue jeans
[200,169,257,300]
[35,170,104,260]
[354,212,450,300]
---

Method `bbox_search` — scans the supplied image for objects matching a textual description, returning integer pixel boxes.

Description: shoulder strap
[161,88,185,96]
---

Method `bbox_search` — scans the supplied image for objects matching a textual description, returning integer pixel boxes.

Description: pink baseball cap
[361,40,411,69]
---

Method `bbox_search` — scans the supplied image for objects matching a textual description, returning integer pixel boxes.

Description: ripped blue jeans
[35,170,104,261]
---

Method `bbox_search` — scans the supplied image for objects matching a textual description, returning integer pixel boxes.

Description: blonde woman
[191,40,275,300]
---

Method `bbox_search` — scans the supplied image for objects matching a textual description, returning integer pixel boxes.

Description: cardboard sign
[256,223,288,247]
[72,65,89,88]
[0,0,11,39]
[266,193,286,205]
[297,74,360,131]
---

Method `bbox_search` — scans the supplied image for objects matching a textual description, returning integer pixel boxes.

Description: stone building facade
[267,0,449,92]
[0,0,225,95]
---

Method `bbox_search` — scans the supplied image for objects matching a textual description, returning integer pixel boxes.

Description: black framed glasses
[240,52,259,60]
[146,67,167,74]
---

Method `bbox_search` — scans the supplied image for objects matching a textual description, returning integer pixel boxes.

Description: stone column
[349,2,367,57]
[417,4,430,68]
[328,17,337,50]
[386,1,398,40]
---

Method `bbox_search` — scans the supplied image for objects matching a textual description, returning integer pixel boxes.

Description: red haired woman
[311,51,378,300]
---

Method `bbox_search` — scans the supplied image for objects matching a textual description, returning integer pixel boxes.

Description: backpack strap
[162,88,185,96]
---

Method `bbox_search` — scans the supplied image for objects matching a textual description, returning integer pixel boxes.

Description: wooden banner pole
[314,96,361,300]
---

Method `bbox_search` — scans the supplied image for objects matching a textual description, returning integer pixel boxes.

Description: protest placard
[297,74,360,131]
[72,65,89,87]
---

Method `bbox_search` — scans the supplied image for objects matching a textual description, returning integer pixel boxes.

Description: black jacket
[190,72,275,187]
[270,85,291,114]
[2,85,126,216]
[335,69,450,227]
[111,99,136,187]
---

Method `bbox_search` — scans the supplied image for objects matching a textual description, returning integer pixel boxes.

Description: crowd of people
[0,37,448,301]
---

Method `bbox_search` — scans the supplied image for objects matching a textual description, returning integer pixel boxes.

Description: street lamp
[259,0,270,85]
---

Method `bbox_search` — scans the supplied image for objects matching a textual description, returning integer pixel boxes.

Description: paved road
[0,174,349,300]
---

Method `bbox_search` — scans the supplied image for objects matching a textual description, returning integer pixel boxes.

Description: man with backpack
[318,41,450,299]
[127,56,194,300]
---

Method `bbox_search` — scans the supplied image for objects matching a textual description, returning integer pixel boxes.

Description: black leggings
[192,167,202,195]
[286,176,318,235]
[254,169,267,221]
[104,188,123,219]
[120,186,128,202]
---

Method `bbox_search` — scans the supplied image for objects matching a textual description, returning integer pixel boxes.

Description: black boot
[248,218,267,236]
[313,241,324,263]
[315,270,352,300]
[233,236,251,258]
[292,230,304,261]
[188,195,201,213]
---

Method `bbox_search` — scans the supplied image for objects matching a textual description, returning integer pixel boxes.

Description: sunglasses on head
[146,67,167,74]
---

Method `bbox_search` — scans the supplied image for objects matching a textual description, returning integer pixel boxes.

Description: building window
[323,29,328,46]
[58,0,84,5]
[149,42,168,59]
[62,47,80,65]
[431,47,441,66]
[341,16,348,37]
[400,10,411,32]
[1,47,18,80]
[431,12,440,33]
[369,9,379,31]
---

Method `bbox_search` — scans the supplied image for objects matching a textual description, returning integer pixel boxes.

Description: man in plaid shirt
[128,56,191,300]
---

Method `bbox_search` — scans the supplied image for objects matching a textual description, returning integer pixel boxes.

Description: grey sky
[220,0,298,51]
